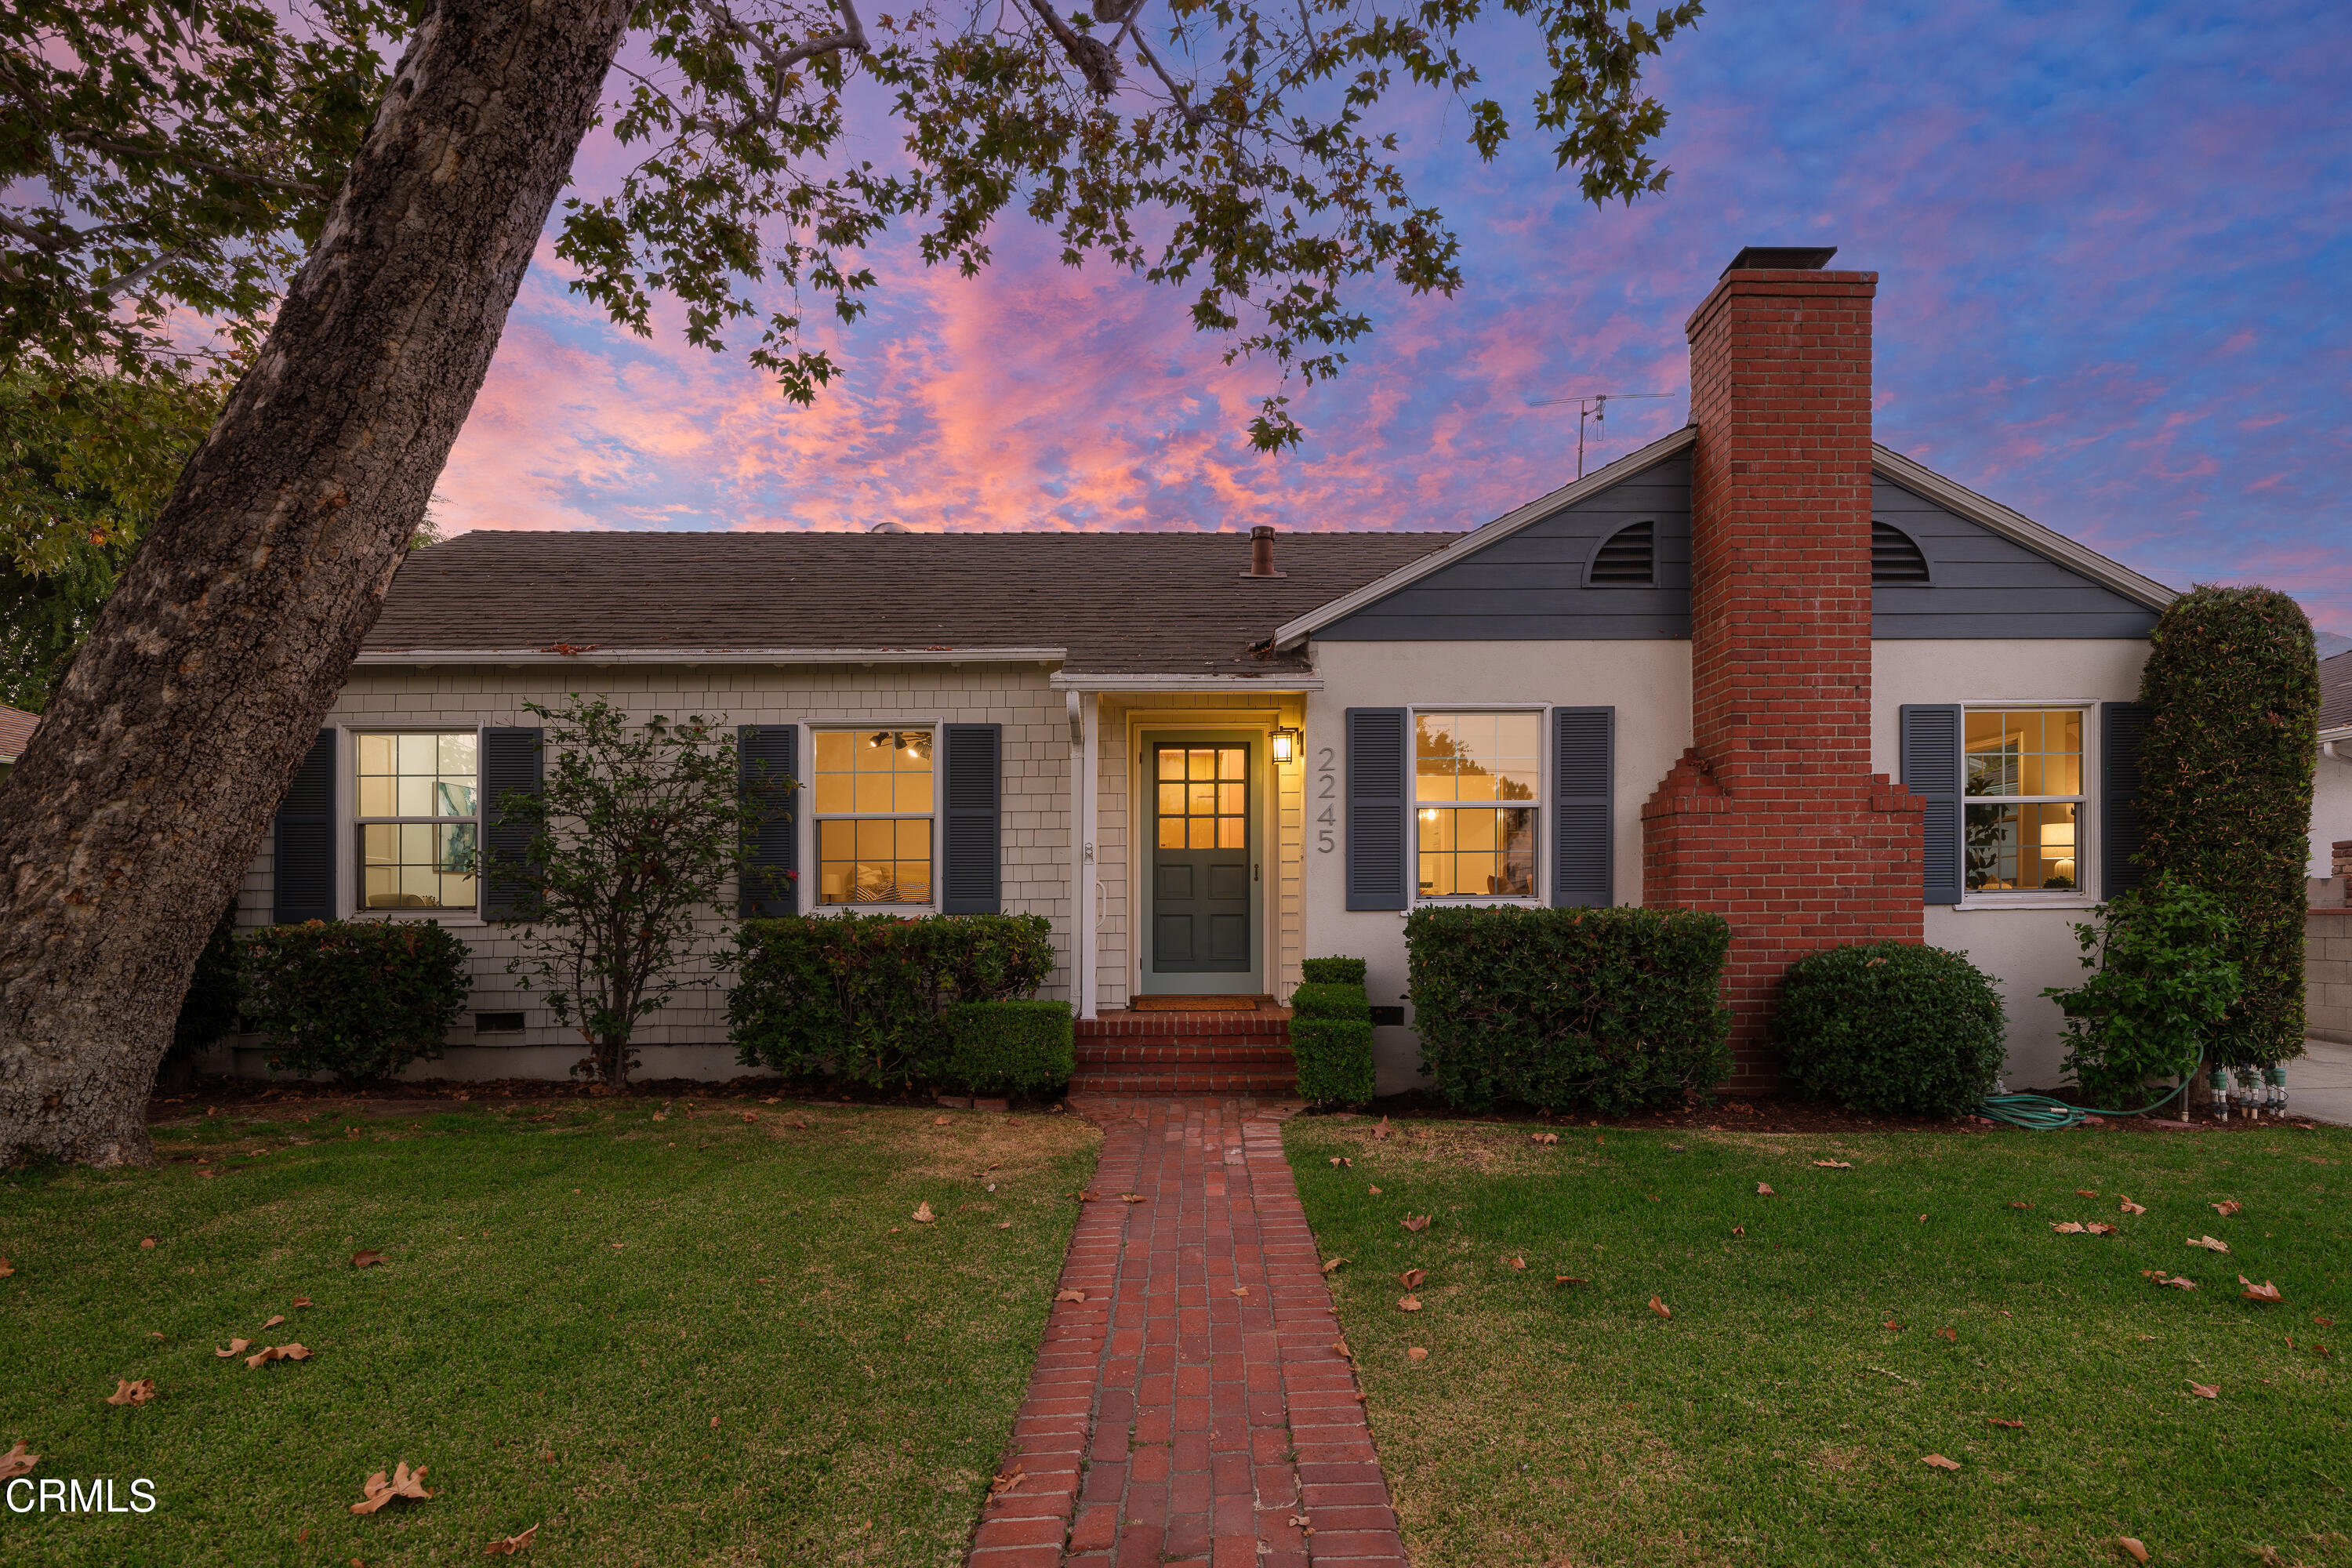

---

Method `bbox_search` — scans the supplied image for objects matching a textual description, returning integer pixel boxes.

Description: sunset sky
[435,0,2352,637]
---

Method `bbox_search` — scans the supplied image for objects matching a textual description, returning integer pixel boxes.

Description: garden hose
[1974,1073,2194,1131]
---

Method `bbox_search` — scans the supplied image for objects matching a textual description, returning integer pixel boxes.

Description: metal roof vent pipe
[1241,524,1286,579]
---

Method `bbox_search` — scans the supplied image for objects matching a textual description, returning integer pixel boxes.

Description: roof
[366,530,1461,677]
[0,704,36,761]
[2322,648,2352,735]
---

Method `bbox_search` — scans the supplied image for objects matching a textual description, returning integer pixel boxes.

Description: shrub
[729,913,1056,1087]
[2136,586,2318,1067]
[239,919,471,1084]
[1773,942,2006,1119]
[942,1000,1075,1097]
[1290,959,1376,1105]
[1287,981,1367,1021]
[2045,881,2242,1109]
[1406,906,1730,1114]
[168,904,243,1068]
[1299,956,1367,986]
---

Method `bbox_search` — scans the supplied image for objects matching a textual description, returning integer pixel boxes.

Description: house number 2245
[1315,746,1338,854]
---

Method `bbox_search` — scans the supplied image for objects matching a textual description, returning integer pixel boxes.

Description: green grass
[1283,1116,2352,1568]
[0,1097,1099,1566]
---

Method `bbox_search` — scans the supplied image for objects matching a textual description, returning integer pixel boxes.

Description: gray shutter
[272,729,336,925]
[481,727,543,920]
[1900,704,1962,905]
[738,724,798,916]
[941,723,1001,913]
[1345,708,1408,911]
[2101,700,2153,898]
[1551,707,1613,907]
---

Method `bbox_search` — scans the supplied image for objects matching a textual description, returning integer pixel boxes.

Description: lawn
[0,1095,1100,1566]
[1284,1114,2352,1568]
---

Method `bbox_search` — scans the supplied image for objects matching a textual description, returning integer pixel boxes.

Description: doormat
[1131,995,1263,1012]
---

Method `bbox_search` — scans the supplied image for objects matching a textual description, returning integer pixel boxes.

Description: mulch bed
[146,1074,1065,1123]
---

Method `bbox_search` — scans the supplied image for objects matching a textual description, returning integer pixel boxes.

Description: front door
[1146,740,1257,990]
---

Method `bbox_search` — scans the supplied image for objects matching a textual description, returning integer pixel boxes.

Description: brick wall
[1641,264,1926,1087]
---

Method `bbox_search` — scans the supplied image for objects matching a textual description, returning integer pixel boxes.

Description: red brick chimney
[1641,247,1924,1089]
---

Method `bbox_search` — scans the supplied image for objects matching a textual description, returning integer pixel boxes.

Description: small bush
[1407,906,1730,1114]
[1773,942,2006,1119]
[169,905,243,1066]
[730,913,1057,1087]
[1299,956,1367,986]
[2045,881,2242,1108]
[1290,959,1375,1105]
[942,1000,1075,1097]
[240,920,472,1084]
[1288,982,1367,1022]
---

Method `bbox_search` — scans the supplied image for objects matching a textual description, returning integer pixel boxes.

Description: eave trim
[1049,673,1323,692]
[352,646,1068,666]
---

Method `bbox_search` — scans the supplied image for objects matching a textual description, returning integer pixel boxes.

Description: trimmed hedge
[1288,982,1367,1022]
[239,919,471,1084]
[2136,586,2319,1067]
[1773,942,2006,1119]
[729,913,1057,1087]
[1300,956,1367,986]
[1290,960,1376,1105]
[1406,906,1730,1113]
[169,905,243,1067]
[942,1000,1075,1097]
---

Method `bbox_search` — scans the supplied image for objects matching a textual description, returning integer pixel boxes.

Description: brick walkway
[967,1095,1409,1568]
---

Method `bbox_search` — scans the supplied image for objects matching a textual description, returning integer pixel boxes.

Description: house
[2309,649,2352,1045]
[229,248,2190,1094]
[0,704,36,786]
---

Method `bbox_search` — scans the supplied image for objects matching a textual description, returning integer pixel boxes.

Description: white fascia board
[351,646,1067,666]
[2321,723,2352,743]
[1870,445,2179,611]
[1270,425,1699,649]
[1049,673,1323,692]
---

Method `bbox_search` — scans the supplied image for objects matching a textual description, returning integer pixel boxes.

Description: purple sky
[437,0,2352,637]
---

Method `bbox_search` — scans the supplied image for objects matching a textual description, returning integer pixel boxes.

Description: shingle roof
[0,704,36,760]
[368,531,1462,676]
[2321,648,2352,732]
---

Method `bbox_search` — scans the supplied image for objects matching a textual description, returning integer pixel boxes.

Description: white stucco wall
[1300,639,1694,1094]
[1873,640,2151,1086]
[2311,742,2352,880]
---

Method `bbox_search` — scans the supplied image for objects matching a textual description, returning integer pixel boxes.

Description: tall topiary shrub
[2135,586,2318,1069]
[1290,960,1375,1105]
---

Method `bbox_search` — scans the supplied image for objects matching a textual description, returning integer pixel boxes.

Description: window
[356,731,478,910]
[1963,708,2085,893]
[1414,712,1539,898]
[812,728,935,904]
[1156,746,1247,849]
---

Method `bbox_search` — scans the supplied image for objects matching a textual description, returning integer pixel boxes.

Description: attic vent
[1871,521,1930,585]
[1589,521,1655,586]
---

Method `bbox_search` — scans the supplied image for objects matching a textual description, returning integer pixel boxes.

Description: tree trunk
[0,0,634,1166]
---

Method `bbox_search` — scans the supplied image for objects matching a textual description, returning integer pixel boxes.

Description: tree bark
[0,0,635,1166]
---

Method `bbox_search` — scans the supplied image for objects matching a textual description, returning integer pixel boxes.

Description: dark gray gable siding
[1316,456,1691,641]
[1871,477,2160,638]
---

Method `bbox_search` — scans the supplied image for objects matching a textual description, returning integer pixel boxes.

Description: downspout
[1069,689,1099,1020]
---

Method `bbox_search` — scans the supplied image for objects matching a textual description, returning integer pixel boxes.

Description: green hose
[1975,1073,2193,1131]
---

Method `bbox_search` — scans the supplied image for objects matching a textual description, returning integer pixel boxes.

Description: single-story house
[2309,648,2352,1044]
[227,248,2198,1094]
[0,703,37,787]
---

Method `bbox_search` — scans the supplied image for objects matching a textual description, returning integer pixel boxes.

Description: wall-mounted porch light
[1270,726,1302,764]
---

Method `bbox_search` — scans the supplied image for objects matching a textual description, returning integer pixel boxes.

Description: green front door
[1149,742,1253,976]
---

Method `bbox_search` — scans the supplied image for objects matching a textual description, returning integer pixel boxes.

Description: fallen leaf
[1370,1118,1391,1140]
[104,1379,155,1406]
[709,1416,719,1428]
[911,1202,935,1223]
[2187,1381,2218,1399]
[1530,1133,1558,1145]
[996,1221,1011,1229]
[0,1441,37,1480]
[1813,1160,1854,1170]
[263,1315,285,1330]
[351,1461,434,1513]
[2119,1197,2147,1216]
[2188,1235,2230,1253]
[1987,1418,2025,1429]
[1756,1183,1775,1196]
[1406,1347,1428,1362]
[1320,1257,1345,1275]
[292,1297,313,1308]
[1328,1156,1351,1167]
[2239,1277,2284,1305]
[352,1251,388,1269]
[2212,1200,2242,1218]
[245,1344,311,1370]
[2317,1316,2336,1327]
[1054,1289,1086,1303]
[1920,1454,1961,1471]
[483,1522,539,1555]
[2114,1540,2149,1565]
[932,1116,948,1126]
[2154,1276,2198,1290]
[0,1255,12,1278]
[1555,1276,1588,1286]
[1289,1513,1309,1528]
[652,1112,668,1122]
[1508,1257,1526,1271]
[1936,1327,1958,1341]
[740,1112,755,1124]
[1399,1268,1426,1288]
[2086,1223,2118,1236]
[140,1237,156,1249]
[1230,1286,1250,1298]
[1332,1339,1353,1360]
[2052,1222,2087,1234]
[2076,1189,2099,1198]
[1883,1321,1907,1332]
[147,1331,163,1341]
[213,1338,252,1358]
[1731,1225,1746,1237]
[1401,1215,1432,1232]
[1120,1194,1146,1204]
[1367,1185,1381,1196]
[1649,1296,1672,1319]
[1398,1295,1422,1312]
[988,1467,1025,1501]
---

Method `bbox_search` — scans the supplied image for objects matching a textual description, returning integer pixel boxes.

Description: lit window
[356,731,479,910]
[813,728,935,904]
[1414,712,1539,898]
[1964,708,2085,893]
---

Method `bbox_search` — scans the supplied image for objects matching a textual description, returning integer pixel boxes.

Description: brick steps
[1069,1010,1294,1094]
[1071,1069,1301,1095]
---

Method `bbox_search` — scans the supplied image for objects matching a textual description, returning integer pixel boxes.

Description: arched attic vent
[1586,520,1655,586]
[1871,521,1931,584]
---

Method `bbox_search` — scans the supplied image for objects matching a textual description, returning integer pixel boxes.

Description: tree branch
[58,131,328,198]
[688,0,873,134]
[1013,0,1121,94]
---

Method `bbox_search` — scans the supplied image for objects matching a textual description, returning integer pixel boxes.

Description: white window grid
[1410,706,1547,904]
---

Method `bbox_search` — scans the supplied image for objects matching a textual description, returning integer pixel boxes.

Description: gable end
[1870,477,2161,638]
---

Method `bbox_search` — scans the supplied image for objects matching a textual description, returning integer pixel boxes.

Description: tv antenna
[1526,391,1675,477]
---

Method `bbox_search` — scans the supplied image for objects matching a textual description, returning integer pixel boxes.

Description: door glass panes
[1963,709,2085,891]
[1414,713,1540,897]
[1156,746,1247,850]
[356,731,478,909]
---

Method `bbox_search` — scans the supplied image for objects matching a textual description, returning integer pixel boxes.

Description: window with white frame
[354,731,479,910]
[1414,711,1541,898]
[1963,706,2086,894]
[811,728,935,904]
